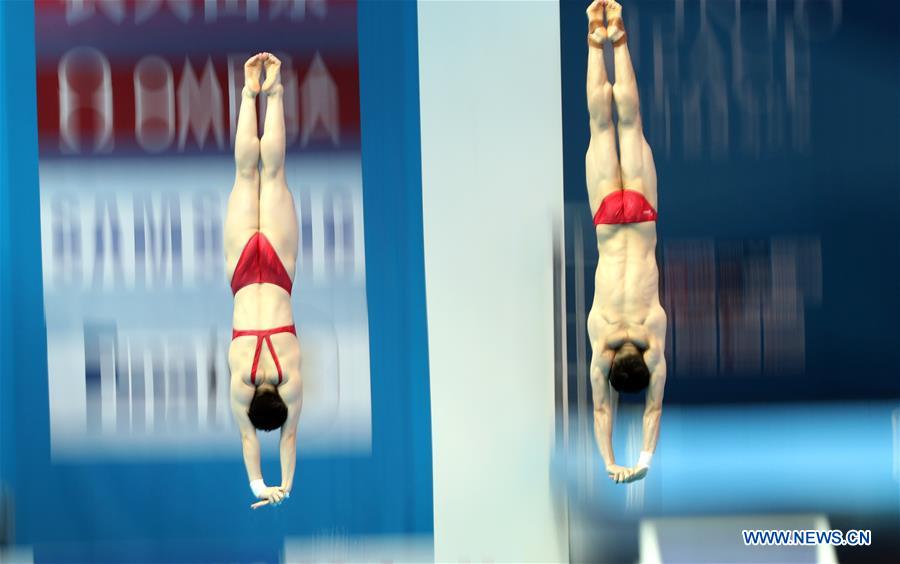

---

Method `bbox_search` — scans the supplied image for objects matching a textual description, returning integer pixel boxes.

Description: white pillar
[417,2,567,561]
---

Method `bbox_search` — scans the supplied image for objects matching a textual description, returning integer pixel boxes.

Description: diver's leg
[225,54,264,279]
[585,0,622,212]
[259,54,299,275]
[606,0,657,203]
[608,0,658,203]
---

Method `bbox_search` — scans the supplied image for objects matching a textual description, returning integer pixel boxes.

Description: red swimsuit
[231,232,295,385]
[593,189,658,225]
[231,232,293,295]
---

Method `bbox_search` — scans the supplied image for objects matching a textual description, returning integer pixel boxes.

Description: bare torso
[225,195,300,389]
[588,222,664,354]
[225,206,299,390]
[227,284,300,388]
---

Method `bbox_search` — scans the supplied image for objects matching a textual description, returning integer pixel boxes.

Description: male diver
[227,52,302,508]
[585,0,667,484]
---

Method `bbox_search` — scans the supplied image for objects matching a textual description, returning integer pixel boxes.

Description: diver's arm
[623,355,666,483]
[278,430,296,494]
[231,382,287,508]
[641,357,666,455]
[590,351,618,470]
[230,379,263,482]
[278,377,302,494]
[595,398,616,470]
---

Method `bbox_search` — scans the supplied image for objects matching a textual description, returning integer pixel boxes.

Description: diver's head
[608,342,650,393]
[248,384,287,431]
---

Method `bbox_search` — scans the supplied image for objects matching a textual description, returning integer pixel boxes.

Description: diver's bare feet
[586,0,607,47]
[244,52,265,96]
[606,0,626,44]
[261,52,282,95]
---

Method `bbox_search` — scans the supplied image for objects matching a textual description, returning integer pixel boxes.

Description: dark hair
[608,343,650,393]
[248,388,288,431]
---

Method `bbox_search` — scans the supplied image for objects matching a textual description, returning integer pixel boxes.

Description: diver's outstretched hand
[250,486,288,509]
[625,465,648,483]
[606,463,634,484]
[607,463,648,484]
